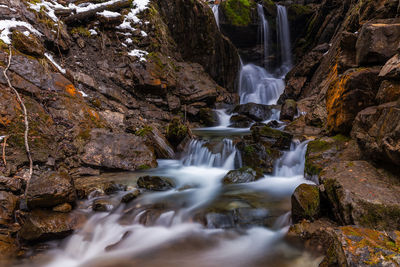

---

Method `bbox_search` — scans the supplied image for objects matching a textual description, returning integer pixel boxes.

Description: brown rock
[12,30,44,57]
[19,209,86,241]
[52,203,72,213]
[291,184,320,223]
[356,19,400,65]
[379,54,400,79]
[81,129,157,171]
[0,191,18,226]
[280,99,297,121]
[26,171,76,209]
[376,80,400,104]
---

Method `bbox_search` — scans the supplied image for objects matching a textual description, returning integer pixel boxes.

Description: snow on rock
[0,19,42,44]
[78,90,88,97]
[97,10,121,18]
[128,49,148,62]
[89,29,98,35]
[117,0,150,31]
[44,53,66,74]
[28,0,67,22]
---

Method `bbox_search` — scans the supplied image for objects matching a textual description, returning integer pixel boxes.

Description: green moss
[332,134,351,142]
[287,4,313,20]
[307,140,331,153]
[244,146,255,154]
[70,26,91,37]
[138,164,151,170]
[221,0,255,26]
[166,117,188,147]
[135,125,153,137]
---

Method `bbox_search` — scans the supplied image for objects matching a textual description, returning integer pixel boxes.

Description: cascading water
[215,109,231,127]
[257,3,269,68]
[277,5,292,74]
[211,4,220,28]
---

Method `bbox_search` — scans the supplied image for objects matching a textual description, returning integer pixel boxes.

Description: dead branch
[2,135,8,166]
[3,46,33,179]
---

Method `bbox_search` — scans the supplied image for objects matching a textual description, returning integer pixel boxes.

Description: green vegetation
[138,164,151,170]
[135,125,153,137]
[221,0,255,26]
[70,26,91,37]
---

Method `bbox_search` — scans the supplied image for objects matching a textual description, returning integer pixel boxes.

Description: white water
[215,109,231,127]
[211,4,220,28]
[277,5,292,73]
[257,4,269,68]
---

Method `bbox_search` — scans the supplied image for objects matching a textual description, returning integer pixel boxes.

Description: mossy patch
[220,0,256,26]
[70,26,91,37]
[135,125,153,137]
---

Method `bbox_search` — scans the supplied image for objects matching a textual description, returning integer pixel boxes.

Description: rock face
[356,19,400,65]
[351,102,400,166]
[0,192,18,226]
[82,129,157,171]
[26,171,76,209]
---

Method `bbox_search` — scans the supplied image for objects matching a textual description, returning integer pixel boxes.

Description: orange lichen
[65,84,77,96]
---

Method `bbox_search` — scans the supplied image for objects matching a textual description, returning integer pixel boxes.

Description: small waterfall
[239,64,285,105]
[257,4,269,68]
[181,139,242,169]
[276,5,292,73]
[211,4,220,28]
[215,109,231,127]
[274,140,309,177]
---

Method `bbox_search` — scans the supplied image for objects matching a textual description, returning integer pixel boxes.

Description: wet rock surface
[137,176,174,191]
[222,167,263,184]
[291,184,320,223]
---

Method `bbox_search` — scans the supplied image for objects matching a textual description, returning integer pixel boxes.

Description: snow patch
[0,4,16,12]
[89,29,98,35]
[117,0,150,31]
[68,0,121,14]
[29,0,67,22]
[141,31,147,37]
[44,53,66,74]
[125,37,132,44]
[0,19,42,44]
[97,10,121,18]
[128,49,148,62]
[78,90,88,97]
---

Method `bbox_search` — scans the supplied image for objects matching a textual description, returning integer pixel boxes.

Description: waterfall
[273,140,309,177]
[215,109,231,127]
[211,4,220,28]
[257,4,269,68]
[181,139,242,169]
[276,5,292,73]
[238,64,285,105]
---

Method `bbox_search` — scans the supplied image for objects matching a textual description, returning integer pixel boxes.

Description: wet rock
[285,116,322,139]
[379,54,400,80]
[137,176,174,191]
[81,129,157,171]
[121,189,140,203]
[320,160,400,230]
[93,198,115,212]
[104,182,127,195]
[12,30,44,57]
[351,102,400,166]
[0,234,18,265]
[0,176,24,194]
[280,99,297,121]
[376,80,400,104]
[52,203,72,213]
[0,191,18,226]
[229,114,254,128]
[166,117,189,148]
[356,19,400,65]
[139,125,175,159]
[19,210,86,241]
[26,171,76,209]
[251,124,293,150]
[222,167,263,184]
[198,108,218,127]
[233,103,275,122]
[291,184,320,223]
[326,67,380,134]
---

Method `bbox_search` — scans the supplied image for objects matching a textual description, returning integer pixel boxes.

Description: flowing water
[25,4,321,267]
[211,4,219,28]
[257,3,269,68]
[277,5,292,73]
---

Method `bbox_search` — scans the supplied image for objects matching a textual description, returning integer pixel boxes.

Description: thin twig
[3,45,33,179]
[2,135,8,166]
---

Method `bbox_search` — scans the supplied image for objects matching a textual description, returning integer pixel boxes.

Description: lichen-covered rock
[291,184,320,223]
[356,19,400,65]
[280,99,298,121]
[351,102,400,166]
[137,176,174,191]
[19,209,86,241]
[222,167,263,184]
[26,171,76,209]
[326,67,380,134]
[81,129,157,171]
[12,30,44,57]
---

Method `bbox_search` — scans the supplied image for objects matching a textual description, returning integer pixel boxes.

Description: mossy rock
[222,166,263,184]
[220,0,256,26]
[291,183,320,223]
[251,124,293,149]
[12,30,44,58]
[165,117,188,147]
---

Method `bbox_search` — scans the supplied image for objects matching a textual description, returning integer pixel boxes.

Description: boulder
[376,80,400,104]
[121,189,140,203]
[0,191,18,226]
[140,125,175,159]
[0,176,23,194]
[251,124,293,150]
[93,198,116,212]
[326,67,381,134]
[356,19,400,65]
[233,103,275,122]
[19,210,86,241]
[26,171,76,209]
[229,114,254,128]
[137,176,174,191]
[379,54,400,79]
[280,99,297,121]
[291,184,320,223]
[12,30,44,58]
[351,102,400,166]
[198,108,218,127]
[165,118,189,148]
[222,167,263,184]
[81,129,157,171]
[319,160,400,230]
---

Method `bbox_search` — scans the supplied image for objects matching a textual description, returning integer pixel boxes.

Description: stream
[27,4,321,267]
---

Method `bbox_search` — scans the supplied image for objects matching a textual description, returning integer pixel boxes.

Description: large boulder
[280,99,298,121]
[291,183,320,223]
[251,124,293,150]
[376,80,400,104]
[26,171,76,209]
[326,67,381,134]
[356,19,400,65]
[222,167,263,184]
[320,160,400,230]
[351,102,400,166]
[233,103,276,122]
[81,129,157,171]
[19,210,86,241]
